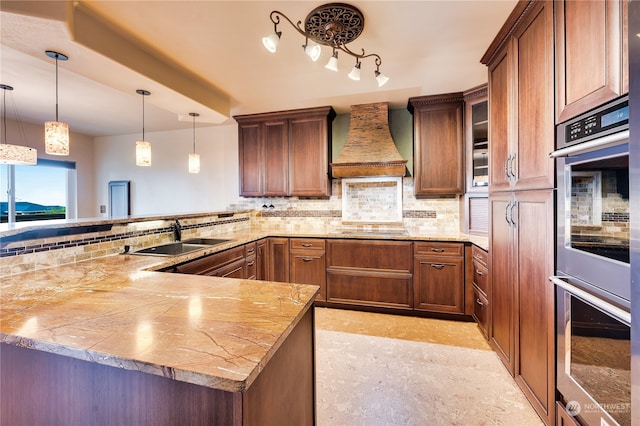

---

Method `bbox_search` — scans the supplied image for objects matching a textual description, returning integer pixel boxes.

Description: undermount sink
[132,238,232,256]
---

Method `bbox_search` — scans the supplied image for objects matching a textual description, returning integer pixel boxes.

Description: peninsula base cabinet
[0,308,316,426]
[489,190,554,425]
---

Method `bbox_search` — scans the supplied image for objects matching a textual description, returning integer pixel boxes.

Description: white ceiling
[0,1,516,137]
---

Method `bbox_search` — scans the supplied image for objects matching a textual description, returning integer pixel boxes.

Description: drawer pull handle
[302,257,314,262]
[431,263,445,269]
[476,298,484,306]
[475,270,483,276]
[430,248,445,253]
[247,248,255,253]
[247,261,255,266]
[302,243,313,247]
[474,254,483,260]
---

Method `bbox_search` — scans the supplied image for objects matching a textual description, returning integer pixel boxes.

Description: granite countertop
[0,224,488,395]
[0,251,318,393]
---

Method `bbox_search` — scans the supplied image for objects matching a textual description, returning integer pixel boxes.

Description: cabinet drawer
[326,270,413,309]
[327,240,412,272]
[245,242,257,257]
[174,245,245,275]
[414,242,463,257]
[206,258,245,279]
[471,245,488,267]
[472,285,490,340]
[246,255,256,279]
[472,261,489,296]
[290,238,325,251]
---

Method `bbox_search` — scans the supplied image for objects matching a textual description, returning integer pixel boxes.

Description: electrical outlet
[100,205,106,213]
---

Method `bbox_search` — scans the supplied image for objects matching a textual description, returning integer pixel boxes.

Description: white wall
[93,123,240,216]
[3,118,96,217]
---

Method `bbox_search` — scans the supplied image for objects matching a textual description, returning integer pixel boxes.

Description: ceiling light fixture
[188,112,200,174]
[135,89,151,167]
[263,3,389,86]
[44,50,70,156]
[0,84,37,165]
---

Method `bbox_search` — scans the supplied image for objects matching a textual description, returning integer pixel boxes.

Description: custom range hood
[331,102,407,178]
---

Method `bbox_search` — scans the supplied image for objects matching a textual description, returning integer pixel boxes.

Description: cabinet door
[290,250,326,301]
[256,239,268,281]
[238,122,262,196]
[488,45,512,192]
[555,0,627,123]
[489,193,515,375]
[289,115,331,197]
[268,237,289,283]
[263,120,289,196]
[513,189,554,425]
[512,0,554,191]
[472,285,490,340]
[413,256,464,314]
[464,85,489,192]
[411,96,464,195]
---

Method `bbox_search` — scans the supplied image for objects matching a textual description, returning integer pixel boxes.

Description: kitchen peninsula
[0,211,487,425]
[0,231,318,425]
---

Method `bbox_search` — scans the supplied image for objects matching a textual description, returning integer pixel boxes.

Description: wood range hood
[331,102,407,178]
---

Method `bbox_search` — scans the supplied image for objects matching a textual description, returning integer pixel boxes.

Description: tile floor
[314,307,544,426]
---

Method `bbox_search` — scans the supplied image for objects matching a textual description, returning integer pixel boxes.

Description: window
[1,159,76,223]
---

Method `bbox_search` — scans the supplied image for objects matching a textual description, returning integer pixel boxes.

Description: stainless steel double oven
[551,95,631,426]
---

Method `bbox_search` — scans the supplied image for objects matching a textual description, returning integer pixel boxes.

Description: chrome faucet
[173,219,182,241]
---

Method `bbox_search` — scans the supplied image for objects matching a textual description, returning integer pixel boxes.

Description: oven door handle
[549,130,629,158]
[550,276,631,325]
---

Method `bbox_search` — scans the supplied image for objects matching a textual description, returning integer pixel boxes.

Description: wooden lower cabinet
[325,240,413,310]
[289,239,326,302]
[255,239,268,281]
[556,402,581,426]
[172,245,246,278]
[489,190,555,425]
[471,245,490,339]
[413,254,464,314]
[268,238,289,283]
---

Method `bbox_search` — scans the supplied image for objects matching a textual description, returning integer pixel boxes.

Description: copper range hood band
[330,161,407,177]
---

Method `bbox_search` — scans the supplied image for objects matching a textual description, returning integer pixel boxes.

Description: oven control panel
[559,96,629,147]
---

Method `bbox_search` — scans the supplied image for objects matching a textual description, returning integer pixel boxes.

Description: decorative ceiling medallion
[304,3,364,47]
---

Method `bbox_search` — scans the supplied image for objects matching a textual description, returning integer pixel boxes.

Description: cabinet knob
[475,270,483,276]
[476,298,484,306]
[430,263,445,269]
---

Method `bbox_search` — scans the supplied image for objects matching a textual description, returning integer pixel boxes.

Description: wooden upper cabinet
[289,114,332,196]
[464,85,489,192]
[238,122,262,196]
[483,0,554,192]
[408,93,465,196]
[555,0,628,123]
[263,119,289,196]
[235,106,335,197]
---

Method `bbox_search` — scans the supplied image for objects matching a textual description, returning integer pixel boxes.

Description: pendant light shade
[44,121,69,155]
[135,89,151,167]
[44,50,70,156]
[0,84,37,165]
[188,112,200,174]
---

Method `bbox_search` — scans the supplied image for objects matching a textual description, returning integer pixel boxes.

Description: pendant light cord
[2,87,6,145]
[54,55,59,122]
[141,92,145,140]
[192,114,196,153]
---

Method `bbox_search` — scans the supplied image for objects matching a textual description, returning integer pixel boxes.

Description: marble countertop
[0,251,318,393]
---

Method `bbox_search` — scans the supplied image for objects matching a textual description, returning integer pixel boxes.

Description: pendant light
[0,84,37,165]
[135,89,151,167]
[188,112,200,174]
[44,50,70,156]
